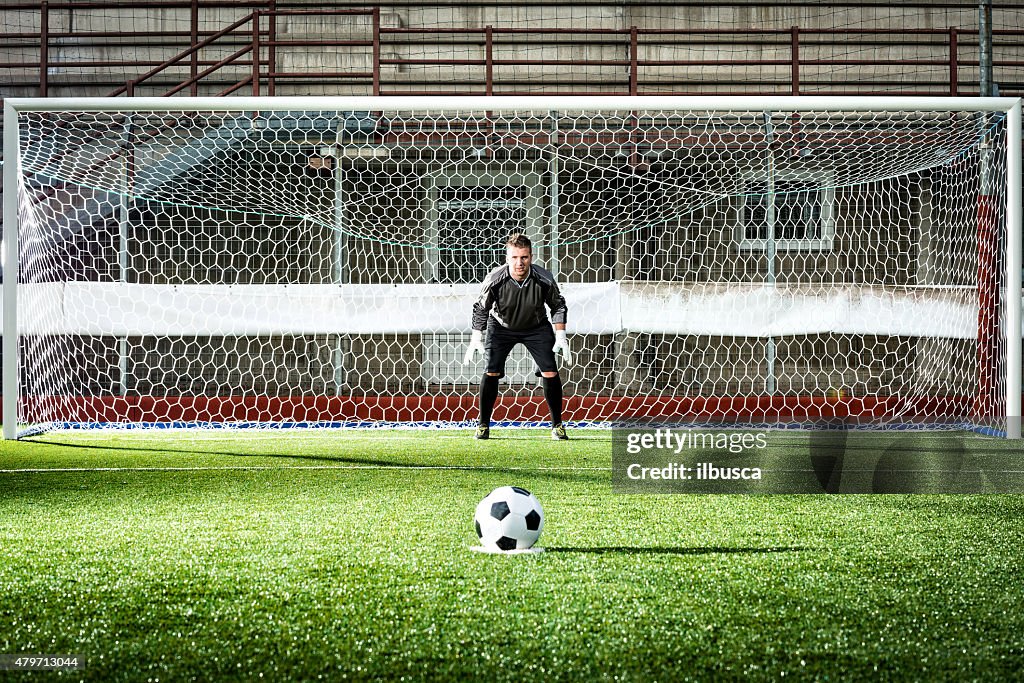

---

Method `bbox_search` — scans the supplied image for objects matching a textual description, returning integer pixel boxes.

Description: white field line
[0,465,612,474]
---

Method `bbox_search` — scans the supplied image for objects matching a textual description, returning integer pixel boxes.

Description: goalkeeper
[464,233,572,440]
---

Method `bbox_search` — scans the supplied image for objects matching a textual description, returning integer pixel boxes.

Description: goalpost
[3,96,1021,439]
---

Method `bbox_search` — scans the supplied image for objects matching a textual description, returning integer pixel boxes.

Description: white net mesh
[7,99,1014,432]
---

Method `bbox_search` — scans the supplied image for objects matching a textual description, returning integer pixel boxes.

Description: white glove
[552,330,573,366]
[463,329,485,364]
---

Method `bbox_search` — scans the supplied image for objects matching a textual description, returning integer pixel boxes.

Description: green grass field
[1,428,1022,681]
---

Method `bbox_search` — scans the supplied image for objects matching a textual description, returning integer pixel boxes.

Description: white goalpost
[3,96,1021,439]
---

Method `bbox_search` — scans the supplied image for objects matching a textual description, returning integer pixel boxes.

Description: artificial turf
[0,428,1022,681]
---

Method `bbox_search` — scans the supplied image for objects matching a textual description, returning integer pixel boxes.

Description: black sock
[543,375,564,426]
[479,375,500,427]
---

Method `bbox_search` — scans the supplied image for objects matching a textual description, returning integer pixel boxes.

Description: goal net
[3,96,1021,438]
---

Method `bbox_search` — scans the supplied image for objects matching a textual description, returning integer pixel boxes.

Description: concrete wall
[2,2,1020,99]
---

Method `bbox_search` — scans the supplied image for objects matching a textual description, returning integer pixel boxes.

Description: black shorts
[485,319,558,377]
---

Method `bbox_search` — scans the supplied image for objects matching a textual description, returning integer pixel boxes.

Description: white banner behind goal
[14,281,991,339]
[3,97,1021,437]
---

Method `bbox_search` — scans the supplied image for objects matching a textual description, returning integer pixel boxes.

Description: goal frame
[3,95,1022,439]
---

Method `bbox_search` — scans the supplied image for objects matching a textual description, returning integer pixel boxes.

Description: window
[434,185,528,284]
[738,171,835,251]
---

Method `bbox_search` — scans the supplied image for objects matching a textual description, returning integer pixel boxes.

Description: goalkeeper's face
[506,246,532,281]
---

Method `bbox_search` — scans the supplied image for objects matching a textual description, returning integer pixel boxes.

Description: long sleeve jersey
[471,264,568,332]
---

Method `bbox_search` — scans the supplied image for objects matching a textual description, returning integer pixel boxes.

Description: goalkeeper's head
[506,233,533,282]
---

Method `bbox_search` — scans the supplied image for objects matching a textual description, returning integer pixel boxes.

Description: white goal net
[3,96,1021,437]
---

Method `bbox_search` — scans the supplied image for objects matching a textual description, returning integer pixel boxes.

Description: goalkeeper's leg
[541,372,565,437]
[478,373,501,435]
[522,323,567,439]
[477,323,515,438]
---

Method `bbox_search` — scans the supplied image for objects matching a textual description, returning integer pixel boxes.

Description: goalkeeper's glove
[463,329,485,364]
[552,330,573,366]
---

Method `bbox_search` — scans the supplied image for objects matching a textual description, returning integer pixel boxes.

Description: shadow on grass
[17,438,609,487]
[26,438,403,464]
[545,546,807,556]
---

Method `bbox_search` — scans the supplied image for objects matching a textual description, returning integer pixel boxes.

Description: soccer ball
[473,486,544,552]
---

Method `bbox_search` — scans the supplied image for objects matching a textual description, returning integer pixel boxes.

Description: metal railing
[102,6,380,97]
[1,0,1022,98]
[377,25,988,97]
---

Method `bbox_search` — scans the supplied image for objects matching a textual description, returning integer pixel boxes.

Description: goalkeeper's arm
[546,276,570,365]
[464,329,485,364]
[465,276,496,364]
[552,323,572,366]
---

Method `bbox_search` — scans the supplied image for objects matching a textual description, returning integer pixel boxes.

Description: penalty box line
[0,464,612,474]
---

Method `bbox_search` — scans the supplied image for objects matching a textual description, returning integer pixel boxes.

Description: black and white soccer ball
[473,486,544,552]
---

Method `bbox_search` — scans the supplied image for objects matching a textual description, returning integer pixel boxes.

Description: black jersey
[472,264,568,332]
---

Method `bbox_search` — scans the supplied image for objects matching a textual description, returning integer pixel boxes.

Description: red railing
[101,6,379,97]
[1,0,1022,98]
[376,25,996,97]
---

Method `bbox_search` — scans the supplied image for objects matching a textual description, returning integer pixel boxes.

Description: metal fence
[1,1,1022,98]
